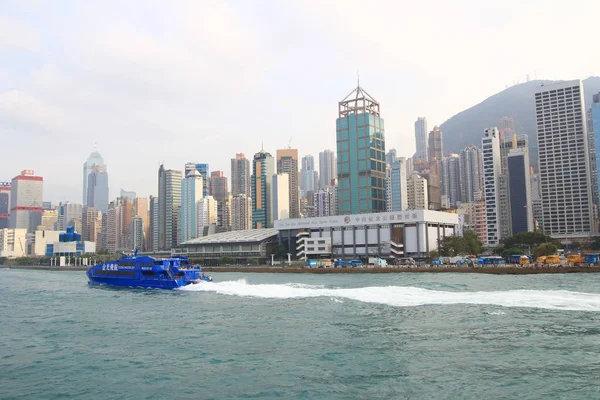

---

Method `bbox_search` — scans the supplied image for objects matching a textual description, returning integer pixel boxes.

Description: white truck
[368,257,388,267]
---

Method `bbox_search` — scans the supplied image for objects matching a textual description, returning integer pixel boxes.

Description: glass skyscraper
[336,84,386,215]
[251,150,274,228]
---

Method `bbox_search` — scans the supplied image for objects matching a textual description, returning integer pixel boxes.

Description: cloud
[0,90,65,132]
[0,16,40,52]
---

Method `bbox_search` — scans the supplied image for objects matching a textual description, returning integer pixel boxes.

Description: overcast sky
[1,0,598,203]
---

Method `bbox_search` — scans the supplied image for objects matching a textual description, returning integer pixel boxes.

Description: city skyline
[2,1,598,202]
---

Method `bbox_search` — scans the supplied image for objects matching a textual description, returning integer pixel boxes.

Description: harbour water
[2,269,600,399]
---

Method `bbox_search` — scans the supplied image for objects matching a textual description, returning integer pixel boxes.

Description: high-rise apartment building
[131,217,144,251]
[252,150,275,228]
[428,126,444,162]
[0,183,10,229]
[39,209,58,231]
[217,195,232,232]
[57,201,82,231]
[149,196,159,252]
[424,160,441,211]
[276,149,299,218]
[460,144,483,203]
[82,207,102,243]
[385,149,397,166]
[9,170,43,233]
[120,189,136,199]
[209,171,228,203]
[231,153,251,197]
[83,150,105,206]
[498,133,528,237]
[132,197,149,250]
[498,117,516,139]
[414,117,428,162]
[536,80,594,237]
[231,194,252,231]
[590,93,600,214]
[507,148,533,234]
[482,127,502,246]
[185,163,209,197]
[87,165,109,213]
[158,165,182,250]
[313,187,337,217]
[407,172,428,210]
[336,84,386,214]
[300,155,318,194]
[440,154,461,209]
[386,159,408,212]
[319,150,337,189]
[181,170,204,243]
[197,196,218,236]
[272,173,290,221]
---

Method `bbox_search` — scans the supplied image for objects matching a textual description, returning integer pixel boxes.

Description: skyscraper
[0,183,10,229]
[460,144,483,203]
[313,187,337,217]
[336,84,386,214]
[217,195,232,232]
[251,150,275,229]
[414,117,428,162]
[9,170,43,233]
[385,149,397,166]
[386,158,408,211]
[185,163,209,197]
[87,165,109,213]
[180,170,204,243]
[197,196,218,236]
[272,173,290,221]
[57,201,82,231]
[209,171,228,203]
[407,173,428,210]
[131,217,144,251]
[300,155,318,194]
[440,154,461,209]
[319,150,337,189]
[590,93,600,216]
[133,197,149,251]
[231,153,251,197]
[498,133,528,237]
[536,80,594,237]
[507,148,533,234]
[428,126,444,162]
[158,165,182,250]
[231,194,252,231]
[83,150,105,206]
[276,149,299,218]
[149,196,159,252]
[482,127,502,246]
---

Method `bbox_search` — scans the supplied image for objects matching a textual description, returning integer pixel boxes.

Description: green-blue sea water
[2,269,600,399]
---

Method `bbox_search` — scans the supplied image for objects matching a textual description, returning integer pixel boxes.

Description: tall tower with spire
[83,149,106,206]
[336,82,386,214]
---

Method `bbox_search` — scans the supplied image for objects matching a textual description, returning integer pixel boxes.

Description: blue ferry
[86,252,212,289]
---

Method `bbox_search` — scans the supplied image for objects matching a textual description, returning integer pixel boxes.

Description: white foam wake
[180,279,600,311]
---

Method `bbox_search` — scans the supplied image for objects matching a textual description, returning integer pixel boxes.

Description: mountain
[440,76,600,164]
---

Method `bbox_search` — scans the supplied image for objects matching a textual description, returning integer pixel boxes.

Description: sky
[1,0,598,204]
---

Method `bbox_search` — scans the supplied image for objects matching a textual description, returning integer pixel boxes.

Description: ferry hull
[87,276,194,289]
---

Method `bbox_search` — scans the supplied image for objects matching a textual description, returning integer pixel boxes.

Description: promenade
[5,264,600,275]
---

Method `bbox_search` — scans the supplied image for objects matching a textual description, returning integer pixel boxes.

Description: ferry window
[146,263,152,268]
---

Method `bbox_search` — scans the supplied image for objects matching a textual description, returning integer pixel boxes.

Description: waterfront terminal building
[276,210,459,260]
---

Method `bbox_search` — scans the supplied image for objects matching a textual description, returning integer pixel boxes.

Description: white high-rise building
[482,127,502,246]
[407,172,428,210]
[536,80,594,237]
[319,150,336,189]
[197,196,218,236]
[414,117,428,162]
[180,170,204,242]
[272,173,290,221]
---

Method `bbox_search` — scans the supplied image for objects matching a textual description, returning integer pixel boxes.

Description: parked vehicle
[348,259,363,267]
[477,256,505,265]
[545,255,561,264]
[333,259,347,268]
[536,256,547,264]
[567,254,584,265]
[584,253,599,263]
[396,257,416,265]
[305,259,318,267]
[431,259,442,265]
[368,257,388,267]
